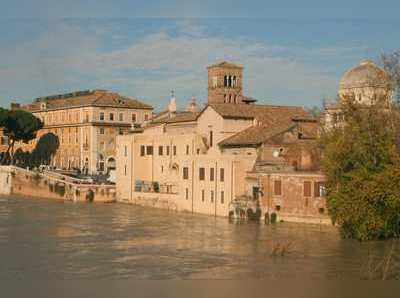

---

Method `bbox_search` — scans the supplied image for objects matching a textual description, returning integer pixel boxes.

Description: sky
[0,0,399,111]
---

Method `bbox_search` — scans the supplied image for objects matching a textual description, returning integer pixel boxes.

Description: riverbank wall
[0,166,116,203]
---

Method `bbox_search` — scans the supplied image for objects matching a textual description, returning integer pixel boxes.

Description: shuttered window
[274,180,282,196]
[199,168,205,181]
[183,167,189,180]
[303,181,311,197]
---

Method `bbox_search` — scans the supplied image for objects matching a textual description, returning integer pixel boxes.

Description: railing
[134,180,178,194]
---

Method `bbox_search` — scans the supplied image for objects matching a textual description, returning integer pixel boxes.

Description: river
[0,195,399,280]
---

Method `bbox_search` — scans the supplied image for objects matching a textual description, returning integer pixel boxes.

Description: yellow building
[11,89,153,174]
[115,62,311,218]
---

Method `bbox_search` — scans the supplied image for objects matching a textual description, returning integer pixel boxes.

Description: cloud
[0,19,360,110]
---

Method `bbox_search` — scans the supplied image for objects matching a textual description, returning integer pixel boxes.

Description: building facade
[10,90,153,174]
[116,61,327,222]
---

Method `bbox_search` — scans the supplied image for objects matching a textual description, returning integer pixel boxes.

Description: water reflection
[0,195,398,279]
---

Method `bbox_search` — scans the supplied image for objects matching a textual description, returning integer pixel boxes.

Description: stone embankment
[0,166,116,203]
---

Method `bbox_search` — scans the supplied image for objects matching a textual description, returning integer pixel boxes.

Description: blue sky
[0,0,399,111]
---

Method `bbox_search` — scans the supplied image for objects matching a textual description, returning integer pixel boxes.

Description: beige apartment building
[115,61,326,221]
[10,90,153,174]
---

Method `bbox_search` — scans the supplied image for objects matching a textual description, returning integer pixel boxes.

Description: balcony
[134,180,178,194]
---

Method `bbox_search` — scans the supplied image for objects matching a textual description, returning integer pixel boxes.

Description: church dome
[339,60,391,90]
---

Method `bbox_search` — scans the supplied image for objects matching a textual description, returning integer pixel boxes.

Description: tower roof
[207,61,243,69]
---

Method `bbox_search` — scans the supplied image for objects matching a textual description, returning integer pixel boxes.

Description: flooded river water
[0,195,399,279]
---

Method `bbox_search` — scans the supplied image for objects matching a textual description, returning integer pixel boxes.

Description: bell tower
[207,61,245,104]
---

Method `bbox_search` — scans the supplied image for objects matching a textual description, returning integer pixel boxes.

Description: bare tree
[381,50,400,101]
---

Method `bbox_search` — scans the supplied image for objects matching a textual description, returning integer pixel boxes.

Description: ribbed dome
[339,60,391,90]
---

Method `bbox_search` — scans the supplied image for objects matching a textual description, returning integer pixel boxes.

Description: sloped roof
[18,90,153,112]
[215,104,313,147]
[149,111,200,125]
[207,61,243,69]
[208,103,308,123]
[219,123,294,147]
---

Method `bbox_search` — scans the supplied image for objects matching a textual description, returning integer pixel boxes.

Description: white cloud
[0,20,360,109]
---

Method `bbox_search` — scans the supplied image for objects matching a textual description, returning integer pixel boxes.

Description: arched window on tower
[224,76,228,87]
[228,76,232,87]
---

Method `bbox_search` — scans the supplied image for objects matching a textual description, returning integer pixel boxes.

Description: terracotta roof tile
[207,61,243,69]
[18,90,152,112]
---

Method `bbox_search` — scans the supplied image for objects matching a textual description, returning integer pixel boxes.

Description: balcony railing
[134,180,178,194]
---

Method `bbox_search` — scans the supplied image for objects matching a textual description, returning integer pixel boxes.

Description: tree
[381,51,400,101]
[0,109,43,165]
[320,100,400,240]
[30,132,60,167]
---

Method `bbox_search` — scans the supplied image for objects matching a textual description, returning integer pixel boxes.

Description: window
[186,145,190,155]
[99,128,105,135]
[201,190,205,202]
[124,165,127,176]
[303,181,311,197]
[274,180,282,196]
[119,128,124,135]
[109,113,114,121]
[210,190,214,203]
[220,168,225,182]
[161,165,164,173]
[100,141,105,150]
[314,182,326,197]
[209,131,213,147]
[173,145,177,156]
[100,112,104,121]
[146,146,153,155]
[144,114,149,121]
[199,168,205,181]
[183,167,189,180]
[210,168,215,181]
[185,188,189,200]
[221,191,224,204]
[132,113,137,122]
[166,146,170,156]
[124,146,127,157]
[158,146,163,155]
[119,113,123,121]
[140,145,145,156]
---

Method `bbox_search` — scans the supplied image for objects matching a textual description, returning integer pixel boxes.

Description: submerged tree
[320,100,400,240]
[0,109,43,164]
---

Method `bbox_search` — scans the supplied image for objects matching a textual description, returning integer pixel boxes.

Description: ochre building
[10,90,153,174]
[116,61,327,222]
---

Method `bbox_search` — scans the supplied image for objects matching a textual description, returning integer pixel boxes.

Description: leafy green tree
[320,100,400,240]
[0,109,43,165]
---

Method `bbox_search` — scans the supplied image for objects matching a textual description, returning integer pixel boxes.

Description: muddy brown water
[0,195,399,279]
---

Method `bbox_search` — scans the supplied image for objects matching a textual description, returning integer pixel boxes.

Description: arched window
[228,76,232,87]
[224,75,228,87]
[233,76,236,87]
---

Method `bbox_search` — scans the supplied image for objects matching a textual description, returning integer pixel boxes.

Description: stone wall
[0,166,116,203]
